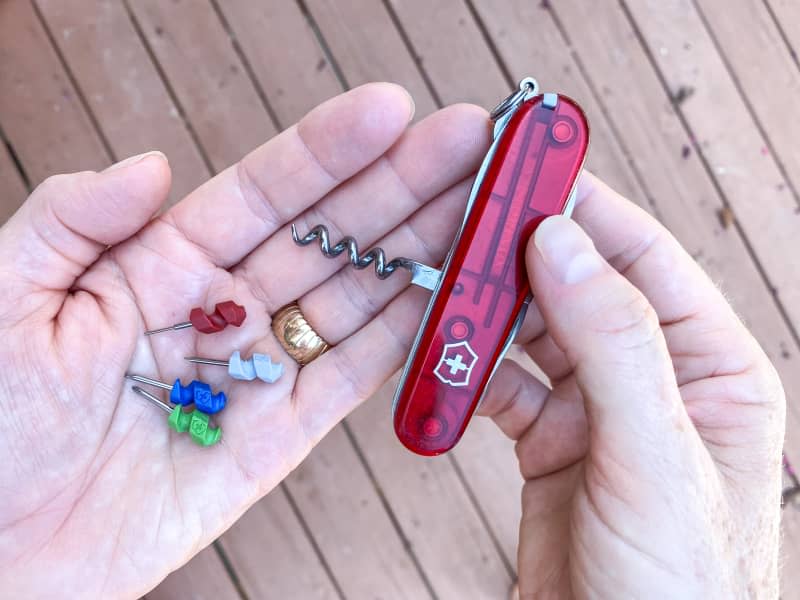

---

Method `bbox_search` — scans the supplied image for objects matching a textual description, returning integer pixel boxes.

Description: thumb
[0,151,171,319]
[527,215,700,487]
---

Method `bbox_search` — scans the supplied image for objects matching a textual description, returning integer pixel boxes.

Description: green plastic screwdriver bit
[131,385,222,446]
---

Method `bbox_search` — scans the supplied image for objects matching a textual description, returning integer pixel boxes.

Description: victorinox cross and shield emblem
[433,341,479,387]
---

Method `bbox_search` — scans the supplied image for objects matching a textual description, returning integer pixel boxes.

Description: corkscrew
[291,224,442,290]
[293,77,590,456]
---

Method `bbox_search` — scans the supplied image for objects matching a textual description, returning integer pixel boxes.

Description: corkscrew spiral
[291,224,416,280]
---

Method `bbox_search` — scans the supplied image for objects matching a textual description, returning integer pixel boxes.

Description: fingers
[298,178,472,344]
[476,359,550,440]
[162,83,415,268]
[566,172,758,384]
[515,171,759,386]
[0,152,171,322]
[528,215,698,482]
[294,284,430,443]
[477,360,588,479]
[236,103,490,313]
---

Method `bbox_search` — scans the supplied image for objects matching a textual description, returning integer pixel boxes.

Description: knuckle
[593,290,661,352]
[750,355,786,410]
[35,172,80,199]
[235,160,282,229]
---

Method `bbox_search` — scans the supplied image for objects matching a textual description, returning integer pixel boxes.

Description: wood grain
[36,0,211,204]
[0,137,28,222]
[215,0,340,127]
[219,488,340,599]
[349,378,514,598]
[694,0,800,203]
[766,0,800,64]
[303,0,438,118]
[285,425,432,599]
[0,0,109,184]
[386,0,508,109]
[147,545,242,600]
[127,0,277,171]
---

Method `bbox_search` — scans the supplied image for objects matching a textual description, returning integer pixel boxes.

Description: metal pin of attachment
[131,386,222,447]
[125,374,227,414]
[185,351,284,383]
[145,300,247,336]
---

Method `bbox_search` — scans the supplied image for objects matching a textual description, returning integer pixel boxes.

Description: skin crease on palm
[0,83,785,599]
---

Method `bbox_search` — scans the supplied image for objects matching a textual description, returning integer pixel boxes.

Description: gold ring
[271,302,330,365]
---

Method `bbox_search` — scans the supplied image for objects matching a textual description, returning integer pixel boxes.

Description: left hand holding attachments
[2,81,499,597]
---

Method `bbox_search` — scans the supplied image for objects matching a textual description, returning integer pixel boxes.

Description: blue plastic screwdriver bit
[170,379,227,414]
[125,374,227,415]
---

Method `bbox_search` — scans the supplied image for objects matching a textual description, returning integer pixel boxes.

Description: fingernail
[404,89,416,122]
[105,150,166,172]
[534,215,605,284]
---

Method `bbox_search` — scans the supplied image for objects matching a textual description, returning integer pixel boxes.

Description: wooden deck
[1,0,799,597]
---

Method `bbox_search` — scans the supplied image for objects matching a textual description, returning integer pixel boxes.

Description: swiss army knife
[293,77,590,456]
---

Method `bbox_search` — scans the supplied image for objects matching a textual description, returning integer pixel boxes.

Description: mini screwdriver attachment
[126,374,227,414]
[185,351,284,383]
[145,300,247,336]
[131,386,221,446]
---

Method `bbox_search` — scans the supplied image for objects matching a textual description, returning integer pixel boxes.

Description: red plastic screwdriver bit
[145,300,246,336]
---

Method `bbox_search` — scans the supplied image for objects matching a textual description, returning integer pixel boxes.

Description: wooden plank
[766,0,800,63]
[127,0,278,171]
[285,425,432,599]
[0,0,109,184]
[694,0,800,202]
[214,0,340,126]
[349,379,514,598]
[147,545,242,600]
[469,0,647,204]
[302,0,438,119]
[36,0,211,203]
[614,3,800,332]
[0,138,28,222]
[218,488,340,599]
[385,0,507,109]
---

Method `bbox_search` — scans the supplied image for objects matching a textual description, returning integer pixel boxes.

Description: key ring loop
[489,77,539,121]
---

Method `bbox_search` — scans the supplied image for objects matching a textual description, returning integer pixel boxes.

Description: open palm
[0,84,492,598]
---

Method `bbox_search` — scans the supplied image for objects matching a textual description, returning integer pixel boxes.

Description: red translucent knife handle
[393,94,589,456]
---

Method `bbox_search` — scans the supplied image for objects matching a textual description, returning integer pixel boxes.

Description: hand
[0,84,493,598]
[481,174,785,597]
